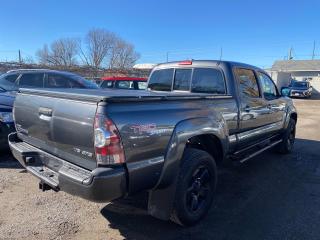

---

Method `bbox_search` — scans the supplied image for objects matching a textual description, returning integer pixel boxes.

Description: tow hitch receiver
[39,181,57,192]
[39,181,52,192]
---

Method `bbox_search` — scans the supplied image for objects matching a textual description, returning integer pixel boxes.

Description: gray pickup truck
[9,60,297,226]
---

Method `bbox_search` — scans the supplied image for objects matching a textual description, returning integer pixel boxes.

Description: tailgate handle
[39,107,53,121]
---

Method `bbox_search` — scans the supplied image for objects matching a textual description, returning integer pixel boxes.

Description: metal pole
[312,41,316,60]
[18,50,22,63]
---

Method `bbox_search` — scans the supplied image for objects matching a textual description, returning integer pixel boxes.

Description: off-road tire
[170,148,217,226]
[276,118,296,154]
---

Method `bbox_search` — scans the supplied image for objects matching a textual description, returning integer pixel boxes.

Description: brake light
[179,60,192,65]
[94,114,125,165]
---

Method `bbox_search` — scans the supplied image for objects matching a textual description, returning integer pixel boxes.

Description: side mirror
[281,87,290,97]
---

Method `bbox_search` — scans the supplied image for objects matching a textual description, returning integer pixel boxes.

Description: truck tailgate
[14,92,97,170]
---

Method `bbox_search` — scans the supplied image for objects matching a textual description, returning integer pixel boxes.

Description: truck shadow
[100,138,320,240]
[0,151,23,169]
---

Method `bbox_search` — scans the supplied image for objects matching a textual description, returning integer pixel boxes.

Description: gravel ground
[1,97,320,240]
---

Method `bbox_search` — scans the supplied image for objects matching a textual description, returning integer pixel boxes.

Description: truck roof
[6,69,79,75]
[153,60,262,71]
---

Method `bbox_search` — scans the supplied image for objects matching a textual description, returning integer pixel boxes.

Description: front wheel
[276,118,296,154]
[170,148,217,226]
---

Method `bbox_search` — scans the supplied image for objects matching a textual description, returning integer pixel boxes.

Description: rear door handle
[38,107,52,121]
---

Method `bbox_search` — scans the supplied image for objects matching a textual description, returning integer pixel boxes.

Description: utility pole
[219,47,223,61]
[18,49,22,63]
[166,52,169,62]
[312,40,316,60]
[288,47,293,60]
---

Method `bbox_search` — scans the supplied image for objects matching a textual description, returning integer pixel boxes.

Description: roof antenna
[217,47,223,66]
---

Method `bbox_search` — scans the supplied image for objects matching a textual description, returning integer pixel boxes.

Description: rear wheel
[171,148,217,226]
[276,118,296,154]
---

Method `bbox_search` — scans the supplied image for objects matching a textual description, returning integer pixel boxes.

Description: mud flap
[147,176,178,221]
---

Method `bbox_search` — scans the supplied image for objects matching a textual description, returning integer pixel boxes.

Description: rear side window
[115,81,135,89]
[192,68,225,94]
[100,81,114,89]
[173,69,192,91]
[137,81,147,90]
[234,68,260,98]
[148,69,174,91]
[46,74,71,88]
[19,73,44,88]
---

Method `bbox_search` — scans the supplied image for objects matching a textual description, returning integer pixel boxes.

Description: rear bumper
[0,122,15,148]
[8,132,127,202]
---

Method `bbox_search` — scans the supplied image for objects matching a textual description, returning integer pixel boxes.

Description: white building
[133,63,157,70]
[268,60,320,94]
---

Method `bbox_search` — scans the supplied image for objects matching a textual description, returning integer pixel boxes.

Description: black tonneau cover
[19,88,232,103]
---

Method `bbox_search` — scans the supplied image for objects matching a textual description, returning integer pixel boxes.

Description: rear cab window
[148,67,226,94]
[148,69,174,91]
[173,69,192,91]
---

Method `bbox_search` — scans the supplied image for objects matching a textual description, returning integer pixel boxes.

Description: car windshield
[0,73,19,91]
[290,81,309,88]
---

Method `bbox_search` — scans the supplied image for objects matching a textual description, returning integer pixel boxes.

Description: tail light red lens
[179,60,192,65]
[94,114,125,165]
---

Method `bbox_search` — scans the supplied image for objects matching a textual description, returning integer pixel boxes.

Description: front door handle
[244,106,251,112]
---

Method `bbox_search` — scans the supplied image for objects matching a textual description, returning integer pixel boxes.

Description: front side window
[148,69,174,91]
[0,73,19,91]
[192,68,226,94]
[234,68,260,98]
[19,73,44,88]
[173,69,192,91]
[257,72,278,100]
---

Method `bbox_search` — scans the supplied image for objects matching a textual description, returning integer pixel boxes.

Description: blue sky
[0,0,319,68]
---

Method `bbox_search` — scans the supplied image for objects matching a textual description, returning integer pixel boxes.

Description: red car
[100,77,148,90]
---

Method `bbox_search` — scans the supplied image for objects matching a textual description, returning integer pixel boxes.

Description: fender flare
[284,104,297,129]
[148,116,229,220]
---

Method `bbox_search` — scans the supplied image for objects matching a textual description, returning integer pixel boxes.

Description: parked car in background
[85,77,101,86]
[0,69,99,149]
[287,80,313,98]
[100,76,147,90]
[0,88,15,151]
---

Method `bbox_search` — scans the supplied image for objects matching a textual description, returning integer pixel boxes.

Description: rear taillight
[94,114,125,165]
